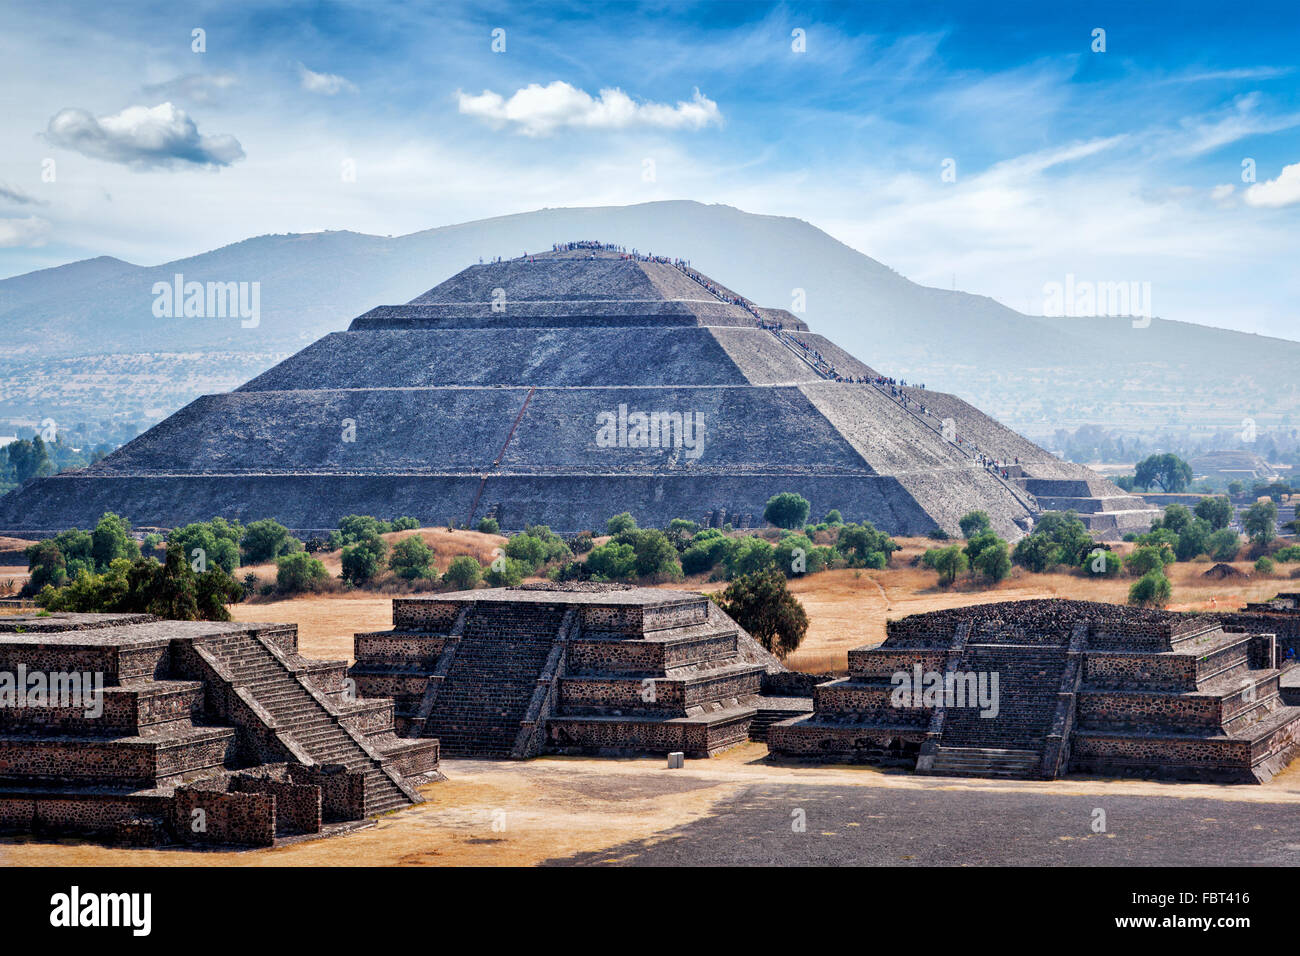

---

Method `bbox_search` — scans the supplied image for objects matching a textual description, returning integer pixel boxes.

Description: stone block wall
[170,786,276,847]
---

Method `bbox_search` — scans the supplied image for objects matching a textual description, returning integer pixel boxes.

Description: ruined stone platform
[0,612,437,847]
[348,583,789,759]
[0,245,1155,540]
[768,599,1300,784]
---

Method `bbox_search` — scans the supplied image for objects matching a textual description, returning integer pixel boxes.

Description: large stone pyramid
[0,245,1157,537]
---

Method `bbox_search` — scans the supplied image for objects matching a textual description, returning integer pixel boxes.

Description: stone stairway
[929,746,1042,778]
[422,603,567,757]
[205,632,414,816]
[938,644,1070,760]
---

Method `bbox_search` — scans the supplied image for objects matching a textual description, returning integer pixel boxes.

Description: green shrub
[443,555,483,590]
[971,539,1012,583]
[1128,570,1171,607]
[922,545,968,586]
[571,531,595,554]
[835,521,897,568]
[484,556,528,588]
[337,515,390,546]
[341,534,387,585]
[605,513,637,536]
[1080,547,1122,577]
[276,552,328,593]
[476,517,500,535]
[823,509,843,526]
[241,519,302,565]
[389,535,436,580]
[1125,544,1175,577]
[585,542,638,581]
[1272,545,1300,563]
[169,519,240,574]
[725,536,777,579]
[1255,556,1276,575]
[1207,528,1241,562]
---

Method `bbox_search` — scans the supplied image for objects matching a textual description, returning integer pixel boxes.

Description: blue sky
[1,0,1298,336]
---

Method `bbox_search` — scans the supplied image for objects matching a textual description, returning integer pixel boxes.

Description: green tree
[1080,547,1122,577]
[1174,518,1212,562]
[484,557,528,587]
[504,533,549,573]
[1125,544,1174,577]
[823,509,843,526]
[389,536,435,580]
[1134,453,1193,493]
[1243,500,1278,545]
[711,569,808,658]
[390,516,419,531]
[1207,528,1241,561]
[92,512,139,570]
[443,555,483,590]
[1255,556,1276,575]
[725,536,777,579]
[1128,570,1171,607]
[241,519,302,564]
[835,521,897,568]
[341,534,388,585]
[605,513,638,536]
[476,516,500,534]
[1158,504,1193,536]
[971,539,1012,583]
[763,493,811,530]
[168,521,239,575]
[338,514,391,546]
[923,545,969,586]
[585,541,637,581]
[1194,495,1234,531]
[959,510,992,538]
[276,552,328,593]
[622,528,682,579]
[1012,534,1062,573]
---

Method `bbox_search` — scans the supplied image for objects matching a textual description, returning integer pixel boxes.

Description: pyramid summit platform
[0,243,1157,537]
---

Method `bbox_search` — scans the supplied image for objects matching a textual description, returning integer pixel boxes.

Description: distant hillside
[1,200,1296,432]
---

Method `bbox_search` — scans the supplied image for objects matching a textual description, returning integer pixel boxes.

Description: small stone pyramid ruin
[348,583,804,758]
[0,243,1157,539]
[0,611,437,846]
[769,599,1300,782]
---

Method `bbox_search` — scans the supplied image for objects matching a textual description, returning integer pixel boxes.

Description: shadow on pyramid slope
[0,243,1158,539]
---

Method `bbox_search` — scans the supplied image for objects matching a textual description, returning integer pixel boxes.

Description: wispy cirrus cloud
[457,82,722,136]
[298,64,357,95]
[141,72,239,105]
[42,102,245,170]
[0,182,46,206]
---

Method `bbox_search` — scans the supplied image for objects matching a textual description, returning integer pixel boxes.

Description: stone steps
[205,633,414,816]
[422,603,565,757]
[927,746,1041,779]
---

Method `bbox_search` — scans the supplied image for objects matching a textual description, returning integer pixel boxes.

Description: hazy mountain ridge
[1,200,1295,432]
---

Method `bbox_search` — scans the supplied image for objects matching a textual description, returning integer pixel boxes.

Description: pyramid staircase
[420,602,569,757]
[198,631,419,815]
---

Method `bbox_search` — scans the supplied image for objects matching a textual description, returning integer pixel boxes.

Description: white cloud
[43,103,245,170]
[457,82,722,136]
[0,216,51,247]
[1210,183,1236,201]
[298,64,358,95]
[1244,162,1300,207]
[142,73,239,104]
[0,182,45,206]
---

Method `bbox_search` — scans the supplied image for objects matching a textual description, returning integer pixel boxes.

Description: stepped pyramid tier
[768,599,1300,784]
[0,244,1157,539]
[0,611,437,847]
[348,582,808,758]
